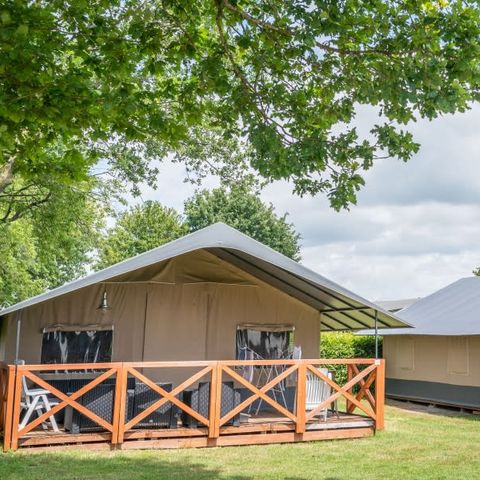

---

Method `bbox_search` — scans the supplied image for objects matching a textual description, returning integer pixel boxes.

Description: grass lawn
[1,401,480,480]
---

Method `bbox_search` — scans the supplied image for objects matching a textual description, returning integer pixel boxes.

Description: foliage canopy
[184,184,301,260]
[94,201,188,270]
[320,332,380,385]
[95,184,301,269]
[0,188,102,307]
[2,0,480,218]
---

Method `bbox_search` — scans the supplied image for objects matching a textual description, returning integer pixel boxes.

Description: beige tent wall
[0,314,8,361]
[3,283,148,364]
[1,249,321,367]
[384,335,480,387]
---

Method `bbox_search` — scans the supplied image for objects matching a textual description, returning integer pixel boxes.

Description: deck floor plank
[16,412,374,450]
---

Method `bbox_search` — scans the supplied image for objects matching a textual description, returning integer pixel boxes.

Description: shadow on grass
[0,451,248,480]
[0,448,317,480]
[387,398,480,421]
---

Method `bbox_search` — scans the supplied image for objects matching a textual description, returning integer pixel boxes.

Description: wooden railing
[0,363,10,435]
[1,358,385,451]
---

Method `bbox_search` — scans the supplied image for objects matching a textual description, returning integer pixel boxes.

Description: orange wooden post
[0,369,3,432]
[9,366,24,451]
[0,367,5,433]
[295,363,306,434]
[2,365,16,452]
[208,363,222,439]
[374,359,385,430]
[346,364,354,413]
[112,364,128,446]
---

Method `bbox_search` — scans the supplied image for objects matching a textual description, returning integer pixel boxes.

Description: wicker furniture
[130,382,177,429]
[64,377,135,433]
[64,382,115,433]
[181,381,240,428]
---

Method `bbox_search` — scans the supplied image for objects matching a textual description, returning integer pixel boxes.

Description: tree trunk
[0,159,14,193]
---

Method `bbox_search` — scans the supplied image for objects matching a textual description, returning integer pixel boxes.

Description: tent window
[397,337,415,371]
[447,337,469,375]
[236,325,294,359]
[41,330,113,365]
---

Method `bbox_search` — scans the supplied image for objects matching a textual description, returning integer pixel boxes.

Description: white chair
[306,368,335,422]
[240,347,254,383]
[18,363,59,432]
[293,345,302,361]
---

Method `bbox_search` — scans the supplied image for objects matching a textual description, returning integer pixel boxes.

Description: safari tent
[0,223,408,451]
[382,277,480,409]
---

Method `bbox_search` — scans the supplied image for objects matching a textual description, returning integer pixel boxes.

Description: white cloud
[135,105,480,302]
[135,159,220,211]
[301,247,479,301]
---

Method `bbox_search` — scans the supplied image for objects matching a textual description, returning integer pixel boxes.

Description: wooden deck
[16,412,374,451]
[0,359,384,451]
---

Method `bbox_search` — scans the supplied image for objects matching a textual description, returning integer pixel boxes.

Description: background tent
[380,277,480,409]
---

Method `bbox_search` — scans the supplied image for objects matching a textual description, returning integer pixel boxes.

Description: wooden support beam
[208,363,222,438]
[124,427,207,440]
[16,427,373,453]
[112,366,127,444]
[346,364,353,413]
[116,427,375,450]
[295,363,306,434]
[374,359,385,430]
[19,432,111,447]
[10,366,23,451]
[2,365,16,452]
[0,367,5,432]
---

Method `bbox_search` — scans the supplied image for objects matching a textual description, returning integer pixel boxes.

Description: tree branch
[221,0,395,57]
[0,191,53,224]
[214,0,295,145]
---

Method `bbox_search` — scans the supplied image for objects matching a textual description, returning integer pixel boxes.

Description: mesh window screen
[41,330,113,364]
[236,325,294,359]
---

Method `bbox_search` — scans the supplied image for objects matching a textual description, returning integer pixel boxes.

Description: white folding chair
[305,368,336,422]
[18,363,59,432]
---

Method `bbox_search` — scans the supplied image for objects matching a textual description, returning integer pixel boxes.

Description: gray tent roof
[378,277,480,336]
[375,298,420,313]
[0,223,410,331]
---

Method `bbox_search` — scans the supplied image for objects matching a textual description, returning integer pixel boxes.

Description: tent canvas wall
[0,249,321,365]
[0,223,407,386]
[381,277,480,409]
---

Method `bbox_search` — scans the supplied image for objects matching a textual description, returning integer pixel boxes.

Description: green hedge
[319,332,382,386]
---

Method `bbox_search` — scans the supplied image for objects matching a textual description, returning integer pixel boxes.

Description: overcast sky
[134,105,480,302]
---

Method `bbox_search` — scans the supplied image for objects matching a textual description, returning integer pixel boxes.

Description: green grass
[1,402,480,480]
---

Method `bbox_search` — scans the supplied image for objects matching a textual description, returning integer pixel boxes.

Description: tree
[94,202,187,270]
[184,184,301,260]
[0,221,47,307]
[30,185,105,288]
[0,189,103,307]
[473,267,480,276]
[2,1,480,217]
[95,186,301,269]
